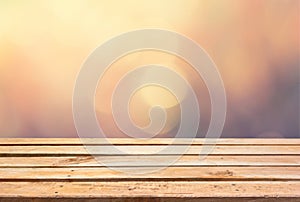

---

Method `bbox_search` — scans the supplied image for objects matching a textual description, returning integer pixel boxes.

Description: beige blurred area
[95,50,210,137]
[0,0,299,137]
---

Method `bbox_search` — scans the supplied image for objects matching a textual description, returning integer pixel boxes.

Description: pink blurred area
[0,0,299,138]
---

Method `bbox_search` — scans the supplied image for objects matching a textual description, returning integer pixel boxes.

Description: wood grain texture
[1,145,299,155]
[1,155,299,167]
[1,181,300,197]
[0,138,299,201]
[0,167,299,180]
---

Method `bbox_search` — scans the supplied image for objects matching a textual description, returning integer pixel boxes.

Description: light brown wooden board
[1,181,300,198]
[1,155,299,167]
[0,138,299,201]
[0,167,299,180]
[0,145,299,155]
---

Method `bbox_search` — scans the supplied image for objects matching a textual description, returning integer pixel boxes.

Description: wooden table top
[0,138,299,201]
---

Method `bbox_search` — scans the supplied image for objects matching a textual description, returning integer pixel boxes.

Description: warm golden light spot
[129,85,181,135]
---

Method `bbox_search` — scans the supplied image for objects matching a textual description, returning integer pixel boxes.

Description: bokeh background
[0,0,299,138]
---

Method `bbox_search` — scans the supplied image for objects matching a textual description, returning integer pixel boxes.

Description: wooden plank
[0,155,299,167]
[0,138,299,145]
[0,145,299,155]
[0,181,299,198]
[0,138,299,200]
[0,167,299,180]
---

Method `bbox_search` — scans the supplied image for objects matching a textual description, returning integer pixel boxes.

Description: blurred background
[0,0,299,138]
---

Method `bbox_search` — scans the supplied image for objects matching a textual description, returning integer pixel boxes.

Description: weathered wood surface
[0,138,299,202]
[1,145,299,155]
